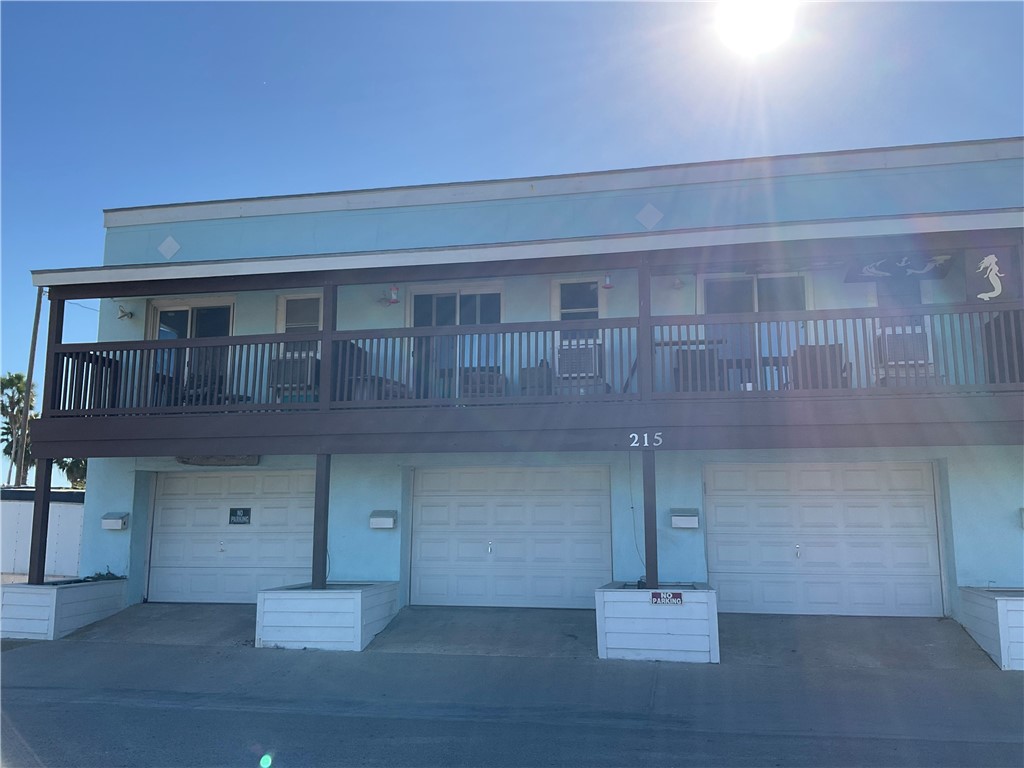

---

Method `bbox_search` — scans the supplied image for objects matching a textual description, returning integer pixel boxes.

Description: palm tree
[56,457,87,489]
[1,372,36,486]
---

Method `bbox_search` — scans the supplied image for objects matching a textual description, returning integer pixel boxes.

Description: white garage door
[148,471,314,603]
[411,466,612,608]
[705,462,943,617]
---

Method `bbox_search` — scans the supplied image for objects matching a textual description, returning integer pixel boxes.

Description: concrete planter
[256,581,399,651]
[0,578,127,640]
[595,583,720,663]
[959,587,1024,670]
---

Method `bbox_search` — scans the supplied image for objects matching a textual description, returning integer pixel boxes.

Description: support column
[642,449,659,589]
[27,458,54,585]
[311,453,331,589]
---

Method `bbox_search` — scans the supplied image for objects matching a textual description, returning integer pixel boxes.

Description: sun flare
[716,1,798,57]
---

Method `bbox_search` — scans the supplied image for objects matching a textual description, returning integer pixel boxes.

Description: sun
[716,1,798,57]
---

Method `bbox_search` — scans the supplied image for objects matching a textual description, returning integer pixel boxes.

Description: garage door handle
[795,544,800,559]
[488,541,492,555]
[220,540,225,552]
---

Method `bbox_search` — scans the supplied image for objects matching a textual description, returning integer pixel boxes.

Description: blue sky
[2,0,1023,378]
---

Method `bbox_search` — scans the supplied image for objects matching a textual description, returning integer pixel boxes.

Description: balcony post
[642,449,659,589]
[41,292,65,416]
[319,283,337,409]
[637,264,654,401]
[27,459,54,585]
[26,291,66,584]
[311,453,331,589]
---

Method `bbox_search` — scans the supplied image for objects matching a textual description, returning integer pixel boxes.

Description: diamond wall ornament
[635,203,664,231]
[158,236,181,260]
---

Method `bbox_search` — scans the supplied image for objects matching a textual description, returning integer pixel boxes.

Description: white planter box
[0,579,127,640]
[256,582,399,651]
[959,587,1024,671]
[595,583,720,663]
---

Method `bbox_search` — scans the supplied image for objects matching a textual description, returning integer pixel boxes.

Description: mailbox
[670,508,699,529]
[101,512,129,531]
[369,510,397,529]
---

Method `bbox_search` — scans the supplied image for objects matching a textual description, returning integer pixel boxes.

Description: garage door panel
[798,503,843,529]
[707,463,942,617]
[414,538,450,562]
[706,502,749,529]
[455,503,489,526]
[149,471,315,603]
[455,539,490,562]
[416,503,451,527]
[752,467,791,492]
[155,505,190,529]
[572,539,609,564]
[888,502,937,531]
[795,467,841,493]
[411,466,611,609]
[755,504,797,528]
[495,504,529,526]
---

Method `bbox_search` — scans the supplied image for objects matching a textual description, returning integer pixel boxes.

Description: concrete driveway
[58,603,996,670]
[66,603,256,647]
[3,620,1021,768]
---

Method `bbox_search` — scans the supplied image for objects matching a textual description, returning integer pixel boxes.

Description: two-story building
[17,137,1024,660]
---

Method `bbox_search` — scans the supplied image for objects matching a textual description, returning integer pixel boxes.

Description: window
[412,292,500,328]
[757,276,806,312]
[558,281,599,321]
[152,304,232,340]
[704,275,806,313]
[280,296,322,333]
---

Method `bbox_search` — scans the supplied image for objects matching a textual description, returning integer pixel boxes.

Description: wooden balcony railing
[45,305,1022,417]
[652,305,1023,396]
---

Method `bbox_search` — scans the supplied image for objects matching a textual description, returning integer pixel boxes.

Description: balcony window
[279,296,322,333]
[704,275,806,313]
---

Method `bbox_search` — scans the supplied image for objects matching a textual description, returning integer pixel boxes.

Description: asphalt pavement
[2,625,1022,768]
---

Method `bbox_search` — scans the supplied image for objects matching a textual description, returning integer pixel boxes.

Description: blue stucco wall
[85,445,1021,617]
[103,158,1024,267]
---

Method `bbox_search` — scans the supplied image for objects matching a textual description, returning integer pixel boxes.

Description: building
[18,137,1024,661]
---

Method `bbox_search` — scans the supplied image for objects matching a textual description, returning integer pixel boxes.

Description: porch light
[602,274,614,290]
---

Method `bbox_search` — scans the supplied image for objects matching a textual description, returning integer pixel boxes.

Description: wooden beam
[642,449,659,589]
[312,454,331,589]
[637,263,653,402]
[27,459,54,585]
[319,285,337,412]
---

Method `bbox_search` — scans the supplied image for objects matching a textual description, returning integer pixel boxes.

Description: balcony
[31,300,1023,459]
[47,305,1022,418]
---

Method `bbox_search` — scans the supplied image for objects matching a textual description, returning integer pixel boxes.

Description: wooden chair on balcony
[788,344,850,390]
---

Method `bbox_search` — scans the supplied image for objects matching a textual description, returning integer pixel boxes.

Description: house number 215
[629,432,663,448]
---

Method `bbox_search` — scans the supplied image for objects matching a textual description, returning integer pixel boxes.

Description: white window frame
[147,296,235,340]
[405,281,505,326]
[550,277,608,321]
[276,293,323,333]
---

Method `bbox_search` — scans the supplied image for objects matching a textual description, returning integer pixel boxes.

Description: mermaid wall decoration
[976,254,1004,301]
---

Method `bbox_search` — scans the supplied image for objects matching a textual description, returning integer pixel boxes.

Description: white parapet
[0,578,127,640]
[256,581,400,651]
[959,587,1024,671]
[595,582,720,663]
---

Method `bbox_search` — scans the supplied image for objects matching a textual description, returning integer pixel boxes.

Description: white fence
[1,492,84,578]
